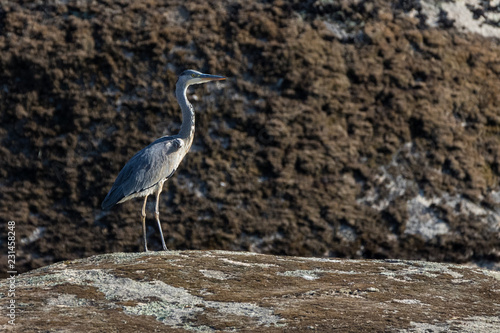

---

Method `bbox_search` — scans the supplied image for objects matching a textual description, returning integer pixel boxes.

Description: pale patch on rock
[200,270,232,280]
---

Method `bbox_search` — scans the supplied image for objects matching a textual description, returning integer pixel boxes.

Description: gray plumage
[101,136,182,210]
[102,69,225,251]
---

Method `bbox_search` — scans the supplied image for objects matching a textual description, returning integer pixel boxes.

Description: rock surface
[1,251,499,332]
[1,0,500,275]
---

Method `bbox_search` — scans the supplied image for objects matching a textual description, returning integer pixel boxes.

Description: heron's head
[178,69,226,87]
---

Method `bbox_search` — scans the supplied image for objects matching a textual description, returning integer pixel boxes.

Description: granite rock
[1,251,499,332]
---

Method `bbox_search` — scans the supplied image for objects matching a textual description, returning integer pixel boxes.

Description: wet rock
[0,0,499,275]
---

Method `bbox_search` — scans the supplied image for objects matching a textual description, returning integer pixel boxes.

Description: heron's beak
[199,74,226,82]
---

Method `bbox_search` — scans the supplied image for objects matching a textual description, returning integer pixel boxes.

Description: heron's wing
[101,136,184,210]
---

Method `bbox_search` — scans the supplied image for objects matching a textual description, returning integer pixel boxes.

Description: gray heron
[101,69,226,251]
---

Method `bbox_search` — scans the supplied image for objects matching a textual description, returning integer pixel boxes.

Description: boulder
[1,251,499,332]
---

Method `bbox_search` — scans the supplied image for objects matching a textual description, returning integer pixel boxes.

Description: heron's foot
[162,246,169,251]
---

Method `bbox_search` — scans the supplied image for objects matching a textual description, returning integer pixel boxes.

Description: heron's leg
[141,195,149,252]
[155,181,168,251]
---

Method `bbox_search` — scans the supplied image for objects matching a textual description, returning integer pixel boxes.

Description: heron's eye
[191,74,196,78]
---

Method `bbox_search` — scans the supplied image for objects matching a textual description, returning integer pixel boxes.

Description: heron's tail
[101,188,123,210]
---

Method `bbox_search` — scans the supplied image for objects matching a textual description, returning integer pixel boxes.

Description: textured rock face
[0,251,499,332]
[0,0,500,275]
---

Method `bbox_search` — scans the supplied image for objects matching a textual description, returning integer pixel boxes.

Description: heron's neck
[176,83,195,141]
